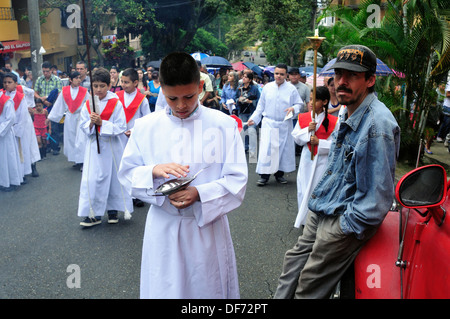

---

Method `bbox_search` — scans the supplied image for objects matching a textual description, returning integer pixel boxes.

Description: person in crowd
[109,66,122,93]
[77,67,132,227]
[117,52,247,299]
[288,67,310,112]
[274,45,400,299]
[247,63,303,186]
[30,98,50,161]
[326,77,341,116]
[220,71,239,114]
[76,61,91,92]
[436,80,450,145]
[292,86,338,228]
[23,67,33,89]
[147,71,160,112]
[34,61,63,155]
[236,71,260,160]
[48,71,90,169]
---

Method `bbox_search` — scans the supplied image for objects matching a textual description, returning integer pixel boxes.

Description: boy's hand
[153,163,190,179]
[168,186,200,209]
[90,112,102,126]
[124,130,131,137]
[310,135,319,145]
[308,121,317,132]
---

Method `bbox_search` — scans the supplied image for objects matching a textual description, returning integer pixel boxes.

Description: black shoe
[257,178,268,186]
[107,211,119,224]
[80,216,102,227]
[276,176,287,184]
[133,198,144,207]
[31,163,39,177]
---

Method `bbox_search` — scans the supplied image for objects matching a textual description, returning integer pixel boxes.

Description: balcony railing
[0,7,15,20]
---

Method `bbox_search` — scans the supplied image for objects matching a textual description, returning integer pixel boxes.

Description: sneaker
[436,137,443,142]
[107,211,119,224]
[80,216,102,227]
[256,178,268,186]
[276,176,288,184]
[133,198,144,207]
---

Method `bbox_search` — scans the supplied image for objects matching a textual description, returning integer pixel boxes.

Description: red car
[343,164,449,299]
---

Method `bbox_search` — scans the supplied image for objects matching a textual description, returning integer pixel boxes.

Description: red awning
[0,40,31,53]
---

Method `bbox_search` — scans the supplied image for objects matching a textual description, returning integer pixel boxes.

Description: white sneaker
[436,137,443,142]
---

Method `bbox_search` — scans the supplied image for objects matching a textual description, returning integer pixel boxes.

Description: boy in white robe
[77,68,133,227]
[118,52,248,299]
[3,73,40,179]
[116,68,150,207]
[0,85,23,190]
[292,86,338,228]
[48,71,90,168]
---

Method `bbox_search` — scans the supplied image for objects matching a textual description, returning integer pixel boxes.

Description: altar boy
[118,52,248,298]
[78,68,133,227]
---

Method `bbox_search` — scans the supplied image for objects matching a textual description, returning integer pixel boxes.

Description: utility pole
[27,0,43,88]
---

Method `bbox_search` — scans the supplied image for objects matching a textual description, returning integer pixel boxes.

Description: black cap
[327,45,377,74]
[288,66,299,74]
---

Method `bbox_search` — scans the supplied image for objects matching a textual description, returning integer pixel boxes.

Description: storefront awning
[0,40,31,53]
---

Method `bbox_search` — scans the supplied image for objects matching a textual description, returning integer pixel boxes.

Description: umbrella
[243,61,263,77]
[232,62,246,71]
[318,58,393,76]
[299,66,323,77]
[201,56,232,67]
[191,52,209,61]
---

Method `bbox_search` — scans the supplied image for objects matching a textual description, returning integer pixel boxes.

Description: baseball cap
[327,45,377,74]
[299,70,307,77]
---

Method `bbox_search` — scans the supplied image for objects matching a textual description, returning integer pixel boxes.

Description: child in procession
[292,86,338,228]
[116,68,150,207]
[77,67,133,227]
[48,71,90,169]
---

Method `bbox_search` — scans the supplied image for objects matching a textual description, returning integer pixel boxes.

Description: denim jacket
[308,93,400,239]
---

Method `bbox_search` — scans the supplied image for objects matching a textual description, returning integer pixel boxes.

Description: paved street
[0,146,302,299]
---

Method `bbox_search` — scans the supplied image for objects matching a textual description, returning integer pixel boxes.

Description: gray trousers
[274,211,377,299]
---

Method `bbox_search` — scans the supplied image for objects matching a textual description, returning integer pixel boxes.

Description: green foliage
[102,38,135,69]
[322,0,450,164]
[186,28,228,57]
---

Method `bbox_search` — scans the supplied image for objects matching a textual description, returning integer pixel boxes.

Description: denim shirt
[308,93,400,239]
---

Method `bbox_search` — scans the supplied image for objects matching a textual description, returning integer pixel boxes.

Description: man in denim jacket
[274,45,400,299]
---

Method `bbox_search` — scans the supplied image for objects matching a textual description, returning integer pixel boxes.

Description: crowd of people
[1,44,448,300]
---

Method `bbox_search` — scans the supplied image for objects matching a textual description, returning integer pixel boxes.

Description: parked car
[244,51,250,57]
[342,164,450,299]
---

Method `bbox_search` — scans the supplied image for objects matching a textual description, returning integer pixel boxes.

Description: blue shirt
[220,83,238,105]
[308,93,400,239]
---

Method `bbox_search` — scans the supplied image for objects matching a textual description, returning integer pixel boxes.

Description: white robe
[77,91,133,217]
[292,111,337,227]
[19,86,40,165]
[0,93,23,187]
[48,85,90,164]
[249,80,302,174]
[118,104,248,299]
[7,89,39,177]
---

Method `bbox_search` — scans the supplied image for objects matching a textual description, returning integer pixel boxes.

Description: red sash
[63,86,88,114]
[12,91,25,111]
[86,98,118,132]
[116,90,145,123]
[0,94,11,116]
[16,85,24,94]
[298,112,338,156]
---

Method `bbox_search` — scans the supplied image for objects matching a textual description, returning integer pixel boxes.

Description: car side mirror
[396,165,447,226]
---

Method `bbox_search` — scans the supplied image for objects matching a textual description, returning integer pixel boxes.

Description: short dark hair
[160,52,200,87]
[91,67,111,85]
[3,72,17,83]
[41,61,52,70]
[275,63,288,72]
[365,71,375,93]
[122,68,138,82]
[69,71,80,80]
[35,98,44,105]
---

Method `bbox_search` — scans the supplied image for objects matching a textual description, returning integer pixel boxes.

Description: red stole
[116,90,145,123]
[12,91,25,111]
[86,98,118,132]
[63,86,88,114]
[0,94,11,115]
[298,112,338,156]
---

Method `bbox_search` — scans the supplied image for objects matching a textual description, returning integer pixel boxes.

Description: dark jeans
[49,120,62,151]
[437,115,450,139]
